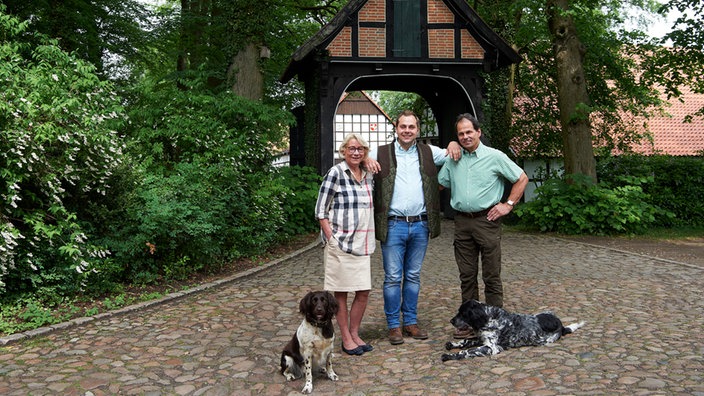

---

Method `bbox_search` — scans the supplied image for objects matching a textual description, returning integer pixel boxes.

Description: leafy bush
[0,295,82,335]
[597,155,704,227]
[276,166,322,236]
[105,163,229,279]
[86,81,300,283]
[125,79,290,174]
[1,10,125,295]
[515,174,671,235]
[0,9,323,330]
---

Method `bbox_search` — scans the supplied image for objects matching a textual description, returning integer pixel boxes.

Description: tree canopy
[475,0,671,173]
[1,0,153,78]
[643,0,704,120]
[1,0,703,335]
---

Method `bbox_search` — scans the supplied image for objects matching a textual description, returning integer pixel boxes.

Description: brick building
[281,0,521,174]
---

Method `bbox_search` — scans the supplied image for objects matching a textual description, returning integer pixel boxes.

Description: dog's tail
[562,321,585,335]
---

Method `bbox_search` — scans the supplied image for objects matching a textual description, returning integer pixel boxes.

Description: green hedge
[515,155,703,234]
[515,174,669,235]
[597,155,704,227]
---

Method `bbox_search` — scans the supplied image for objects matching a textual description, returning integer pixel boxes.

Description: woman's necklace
[351,168,363,182]
[355,171,363,182]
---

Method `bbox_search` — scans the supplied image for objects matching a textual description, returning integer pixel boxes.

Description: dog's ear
[459,299,479,314]
[299,291,313,314]
[465,300,489,329]
[326,291,339,315]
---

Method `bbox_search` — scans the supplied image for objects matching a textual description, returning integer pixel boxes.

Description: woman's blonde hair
[338,133,370,158]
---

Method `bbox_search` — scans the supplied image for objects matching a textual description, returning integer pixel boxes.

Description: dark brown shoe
[388,327,404,345]
[402,324,428,340]
[453,326,475,339]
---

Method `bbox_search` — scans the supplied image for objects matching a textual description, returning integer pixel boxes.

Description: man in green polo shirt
[438,113,528,338]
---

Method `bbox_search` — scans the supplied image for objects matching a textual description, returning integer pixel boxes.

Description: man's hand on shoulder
[363,157,380,173]
[446,141,461,161]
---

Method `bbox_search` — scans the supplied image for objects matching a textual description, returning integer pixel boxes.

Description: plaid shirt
[315,161,375,256]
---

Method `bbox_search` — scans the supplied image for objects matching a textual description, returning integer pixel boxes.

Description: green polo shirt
[438,143,523,213]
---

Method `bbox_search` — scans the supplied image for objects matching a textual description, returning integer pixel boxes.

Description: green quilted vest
[373,143,441,243]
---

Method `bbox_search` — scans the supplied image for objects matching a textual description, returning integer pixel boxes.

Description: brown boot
[388,327,404,345]
[402,324,428,340]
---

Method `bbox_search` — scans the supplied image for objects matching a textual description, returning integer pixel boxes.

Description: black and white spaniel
[281,290,340,394]
[442,299,584,361]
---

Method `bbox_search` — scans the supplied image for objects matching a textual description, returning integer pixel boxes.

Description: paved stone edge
[553,236,704,270]
[0,240,321,346]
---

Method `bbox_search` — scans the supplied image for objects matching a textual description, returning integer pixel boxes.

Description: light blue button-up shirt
[370,140,448,217]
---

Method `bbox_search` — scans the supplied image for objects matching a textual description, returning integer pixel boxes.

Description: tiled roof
[511,85,704,158]
[632,85,704,156]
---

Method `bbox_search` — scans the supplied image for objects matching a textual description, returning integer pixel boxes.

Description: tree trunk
[505,44,517,135]
[229,44,264,100]
[547,0,597,182]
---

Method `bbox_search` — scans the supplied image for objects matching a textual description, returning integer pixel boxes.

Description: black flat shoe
[341,344,364,355]
[359,344,373,352]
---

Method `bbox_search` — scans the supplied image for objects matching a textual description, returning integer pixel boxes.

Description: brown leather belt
[456,208,490,219]
[388,214,428,222]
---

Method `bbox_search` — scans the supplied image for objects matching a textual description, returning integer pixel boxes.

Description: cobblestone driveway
[1,220,702,395]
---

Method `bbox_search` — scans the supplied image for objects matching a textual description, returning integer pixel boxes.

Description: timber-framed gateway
[281,0,521,173]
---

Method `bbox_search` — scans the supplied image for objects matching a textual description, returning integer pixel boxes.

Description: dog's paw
[441,353,455,362]
[302,382,313,394]
[283,373,296,381]
[444,341,454,350]
[328,372,339,381]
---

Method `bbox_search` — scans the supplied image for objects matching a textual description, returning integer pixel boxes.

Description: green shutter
[393,0,421,57]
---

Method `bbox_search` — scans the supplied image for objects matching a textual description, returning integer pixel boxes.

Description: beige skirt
[323,239,371,292]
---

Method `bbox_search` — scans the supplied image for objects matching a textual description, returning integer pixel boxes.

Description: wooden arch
[281,0,521,173]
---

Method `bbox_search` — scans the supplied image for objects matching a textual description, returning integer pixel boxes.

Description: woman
[314,133,375,356]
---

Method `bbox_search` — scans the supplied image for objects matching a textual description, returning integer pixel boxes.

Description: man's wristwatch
[506,200,515,207]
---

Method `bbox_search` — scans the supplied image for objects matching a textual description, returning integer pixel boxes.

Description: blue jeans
[381,219,429,329]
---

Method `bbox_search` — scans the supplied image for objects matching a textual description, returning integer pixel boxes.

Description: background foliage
[516,155,704,234]
[596,155,704,227]
[515,174,670,235]
[1,11,125,298]
[376,91,437,138]
[1,0,703,336]
[0,3,322,332]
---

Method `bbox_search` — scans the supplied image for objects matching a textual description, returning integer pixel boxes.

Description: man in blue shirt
[370,110,460,345]
[438,113,528,338]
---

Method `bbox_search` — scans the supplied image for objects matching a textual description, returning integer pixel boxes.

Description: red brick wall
[359,27,386,57]
[460,30,484,59]
[427,0,457,59]
[359,0,386,22]
[358,0,386,57]
[428,29,454,58]
[428,0,454,23]
[327,26,352,57]
[325,0,484,60]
